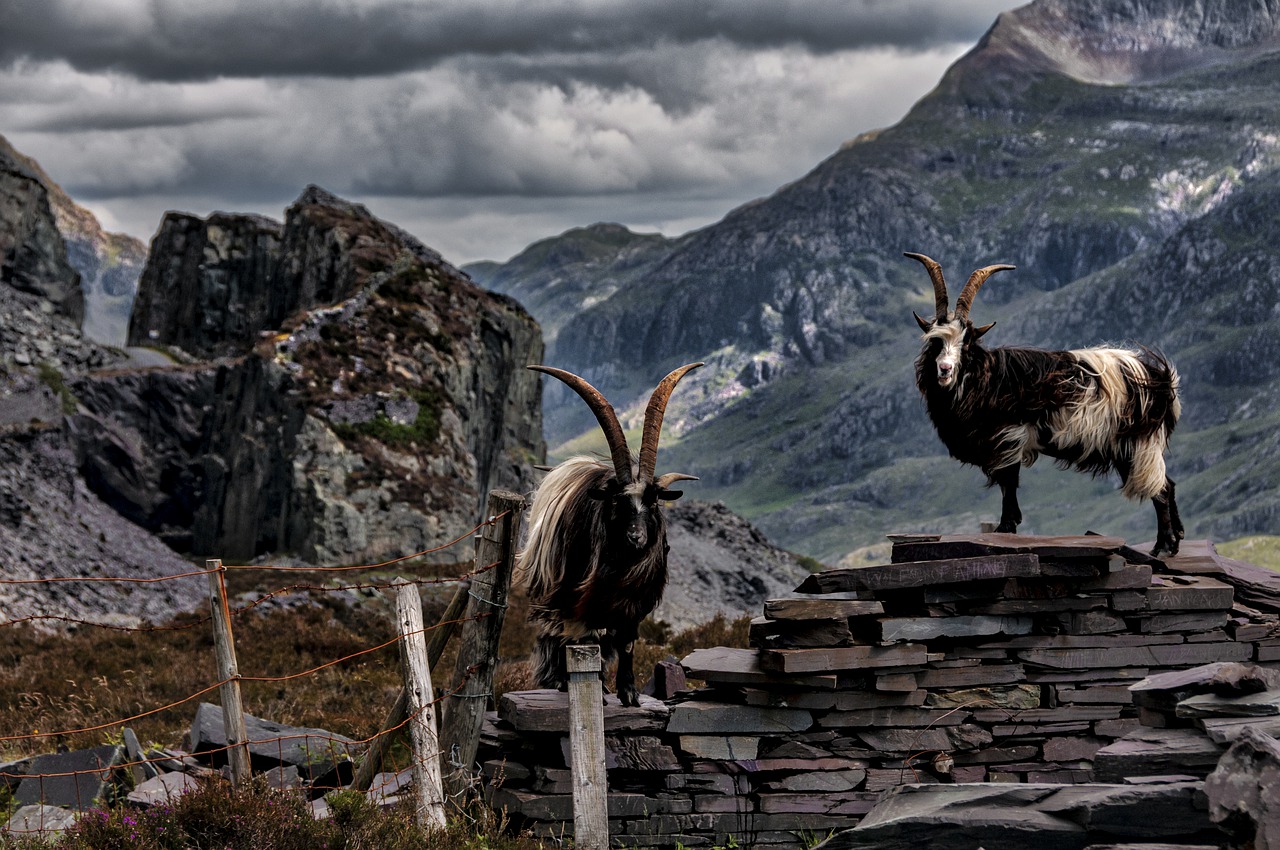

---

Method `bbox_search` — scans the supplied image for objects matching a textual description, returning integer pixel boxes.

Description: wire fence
[0,505,520,836]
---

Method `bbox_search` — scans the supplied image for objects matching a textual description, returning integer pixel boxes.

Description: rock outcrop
[0,135,83,325]
[90,186,545,564]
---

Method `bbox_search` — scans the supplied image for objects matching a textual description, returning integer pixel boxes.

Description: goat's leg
[1151,477,1183,558]
[613,628,641,707]
[993,465,1022,533]
[533,633,569,691]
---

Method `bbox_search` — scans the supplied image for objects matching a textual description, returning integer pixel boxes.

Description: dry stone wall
[480,533,1280,849]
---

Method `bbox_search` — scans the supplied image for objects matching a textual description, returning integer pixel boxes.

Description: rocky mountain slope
[473,0,1280,563]
[1,133,146,346]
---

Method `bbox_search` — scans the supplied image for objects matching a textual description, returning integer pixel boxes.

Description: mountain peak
[952,0,1280,91]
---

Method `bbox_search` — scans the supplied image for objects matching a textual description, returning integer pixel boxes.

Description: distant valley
[469,0,1280,563]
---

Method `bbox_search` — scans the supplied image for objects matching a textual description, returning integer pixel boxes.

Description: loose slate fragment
[675,732,752,757]
[1205,725,1280,848]
[497,690,669,732]
[796,554,1040,594]
[764,597,885,620]
[680,646,837,689]
[1176,688,1280,719]
[127,772,201,807]
[759,644,927,674]
[1093,728,1225,782]
[189,703,356,780]
[916,664,1024,688]
[750,615,854,648]
[13,745,122,810]
[879,615,1032,642]
[890,532,1123,564]
[666,701,812,735]
[1018,642,1250,670]
[1129,662,1280,711]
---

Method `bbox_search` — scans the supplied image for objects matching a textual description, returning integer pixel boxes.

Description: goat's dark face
[592,479,681,552]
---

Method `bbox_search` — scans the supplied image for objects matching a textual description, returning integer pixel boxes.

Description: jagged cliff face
[0,136,83,325]
[0,132,147,346]
[92,187,545,564]
[478,0,1280,561]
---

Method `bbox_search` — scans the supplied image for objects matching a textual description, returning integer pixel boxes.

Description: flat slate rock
[1,804,80,836]
[797,554,1040,594]
[666,700,812,735]
[890,534,1124,564]
[1177,687,1280,719]
[13,745,122,810]
[126,771,201,807]
[814,781,1213,850]
[1092,727,1225,782]
[760,644,928,674]
[681,646,837,689]
[879,615,1033,642]
[497,689,669,733]
[1129,662,1280,710]
[764,597,885,620]
[189,702,356,780]
[1018,641,1251,670]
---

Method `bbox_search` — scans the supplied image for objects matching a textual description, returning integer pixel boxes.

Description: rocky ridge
[86,186,546,565]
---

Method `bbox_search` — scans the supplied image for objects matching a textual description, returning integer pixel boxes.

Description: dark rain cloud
[1,0,1013,82]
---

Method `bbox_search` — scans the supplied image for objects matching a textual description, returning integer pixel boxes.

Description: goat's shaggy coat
[518,363,701,705]
[520,457,671,698]
[908,253,1184,555]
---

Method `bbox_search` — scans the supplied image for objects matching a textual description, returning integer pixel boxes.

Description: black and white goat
[906,252,1184,556]
[520,363,702,706]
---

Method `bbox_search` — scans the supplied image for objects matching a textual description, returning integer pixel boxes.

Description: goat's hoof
[617,687,640,707]
[1151,538,1180,558]
[994,522,1018,534]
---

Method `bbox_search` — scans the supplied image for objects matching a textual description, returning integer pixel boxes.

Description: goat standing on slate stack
[520,362,702,706]
[906,252,1184,556]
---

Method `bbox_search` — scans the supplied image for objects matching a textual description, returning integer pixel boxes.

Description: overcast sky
[1,0,1017,265]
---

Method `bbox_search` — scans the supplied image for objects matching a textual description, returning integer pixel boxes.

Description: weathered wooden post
[393,576,447,829]
[353,577,472,792]
[206,559,251,786]
[567,644,609,850]
[440,489,523,804]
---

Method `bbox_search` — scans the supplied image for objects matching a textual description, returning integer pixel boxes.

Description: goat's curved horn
[638,362,704,483]
[655,473,699,489]
[955,264,1016,321]
[529,365,633,484]
[904,252,949,323]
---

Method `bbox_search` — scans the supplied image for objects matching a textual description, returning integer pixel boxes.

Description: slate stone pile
[478,533,1280,849]
[1,703,376,838]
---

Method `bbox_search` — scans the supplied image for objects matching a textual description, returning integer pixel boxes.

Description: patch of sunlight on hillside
[1217,535,1280,572]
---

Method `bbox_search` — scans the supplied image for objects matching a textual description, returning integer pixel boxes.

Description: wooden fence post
[206,559,251,786]
[439,489,523,804]
[393,577,447,830]
[567,644,609,850]
[353,577,472,792]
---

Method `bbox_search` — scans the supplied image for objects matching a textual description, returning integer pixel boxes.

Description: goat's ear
[973,321,996,339]
[913,311,932,333]
[656,488,685,502]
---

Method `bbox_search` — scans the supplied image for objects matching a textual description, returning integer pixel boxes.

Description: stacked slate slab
[478,534,1280,849]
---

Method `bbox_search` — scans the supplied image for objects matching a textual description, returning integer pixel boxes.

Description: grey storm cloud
[2,0,1013,82]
